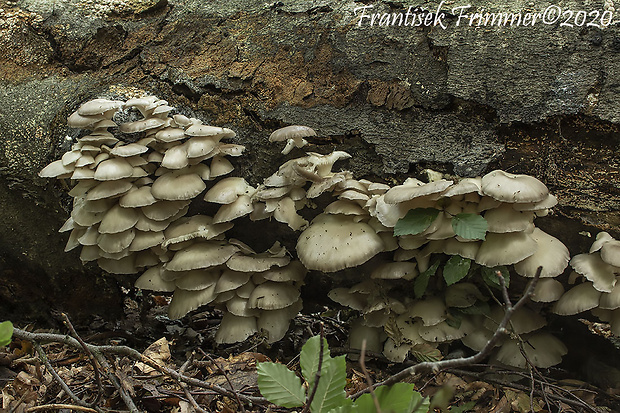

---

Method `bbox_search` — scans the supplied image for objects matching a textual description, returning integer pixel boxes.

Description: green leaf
[394,208,440,236]
[0,321,13,347]
[481,266,510,290]
[301,335,332,387]
[456,300,491,316]
[414,260,440,298]
[354,383,429,413]
[443,256,471,286]
[257,362,305,408]
[451,213,488,240]
[310,356,350,413]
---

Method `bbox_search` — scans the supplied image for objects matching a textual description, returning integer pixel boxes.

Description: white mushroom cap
[441,238,481,260]
[484,307,546,334]
[174,268,222,291]
[162,215,232,248]
[39,159,75,178]
[514,228,570,278]
[119,118,166,134]
[269,125,316,143]
[512,194,558,211]
[570,253,617,293]
[86,180,133,200]
[475,232,537,267]
[371,261,418,280]
[247,281,301,310]
[135,266,176,292]
[213,194,254,224]
[214,270,252,294]
[160,143,190,170]
[209,156,234,178]
[419,320,467,342]
[461,325,495,351]
[348,319,385,354]
[164,242,239,272]
[296,214,384,272]
[441,177,482,198]
[97,255,138,274]
[590,232,614,253]
[110,143,149,158]
[168,284,218,319]
[273,197,308,231]
[493,332,567,369]
[484,204,535,233]
[119,186,157,208]
[204,177,254,204]
[481,170,549,203]
[94,158,134,181]
[257,299,303,342]
[215,313,258,344]
[155,127,186,143]
[601,240,620,267]
[77,99,124,116]
[186,124,235,138]
[553,282,602,315]
[151,171,206,201]
[444,283,484,308]
[406,297,446,326]
[384,179,453,204]
[382,339,411,363]
[98,204,139,234]
[142,200,190,221]
[531,279,565,302]
[130,230,165,252]
[97,230,135,254]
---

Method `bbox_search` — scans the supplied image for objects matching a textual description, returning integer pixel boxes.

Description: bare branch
[359,339,381,413]
[24,404,98,412]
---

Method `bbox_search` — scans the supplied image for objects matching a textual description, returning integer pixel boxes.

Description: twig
[447,368,602,413]
[179,354,209,413]
[25,404,98,412]
[197,348,246,413]
[351,266,542,399]
[31,341,104,413]
[90,349,140,413]
[302,323,325,413]
[12,328,268,405]
[359,339,381,413]
[61,312,103,405]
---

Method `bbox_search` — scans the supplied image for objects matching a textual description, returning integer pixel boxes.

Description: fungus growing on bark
[269,125,316,154]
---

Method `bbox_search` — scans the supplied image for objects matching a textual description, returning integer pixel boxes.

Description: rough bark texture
[0,0,618,322]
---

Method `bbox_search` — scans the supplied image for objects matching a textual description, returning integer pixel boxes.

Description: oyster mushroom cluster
[40,96,241,275]
[554,232,620,333]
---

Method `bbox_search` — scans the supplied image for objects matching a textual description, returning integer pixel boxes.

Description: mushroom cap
[484,204,535,233]
[512,194,558,211]
[226,253,290,273]
[85,180,133,200]
[475,232,537,267]
[215,313,257,344]
[151,171,206,201]
[553,282,602,315]
[94,158,134,181]
[269,125,316,142]
[130,230,165,252]
[168,285,218,319]
[162,215,232,248]
[209,155,235,178]
[214,270,253,294]
[531,278,565,302]
[175,268,222,291]
[257,300,303,343]
[493,332,567,369]
[600,278,620,310]
[590,232,614,253]
[296,214,384,272]
[165,242,239,272]
[273,197,308,231]
[77,98,124,116]
[97,255,138,274]
[441,238,481,260]
[204,177,253,204]
[570,253,617,293]
[328,288,367,311]
[186,124,235,138]
[213,194,254,224]
[484,307,546,334]
[97,230,135,254]
[481,170,549,203]
[160,143,189,170]
[371,261,418,280]
[441,177,482,198]
[135,266,176,292]
[384,179,453,204]
[259,260,307,283]
[141,200,190,221]
[119,118,166,134]
[155,127,186,143]
[601,240,620,267]
[119,186,157,208]
[406,297,446,326]
[39,159,75,178]
[110,143,149,158]
[444,283,485,308]
[98,204,139,234]
[514,228,570,278]
[247,281,301,310]
[418,320,467,343]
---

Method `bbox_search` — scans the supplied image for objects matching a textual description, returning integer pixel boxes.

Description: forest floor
[2,292,620,413]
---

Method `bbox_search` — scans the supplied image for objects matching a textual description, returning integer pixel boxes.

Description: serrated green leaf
[354,383,429,413]
[451,213,488,240]
[394,208,440,236]
[443,256,471,286]
[257,362,305,408]
[310,356,349,413]
[0,321,13,347]
[481,266,510,290]
[414,260,440,298]
[301,335,331,387]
